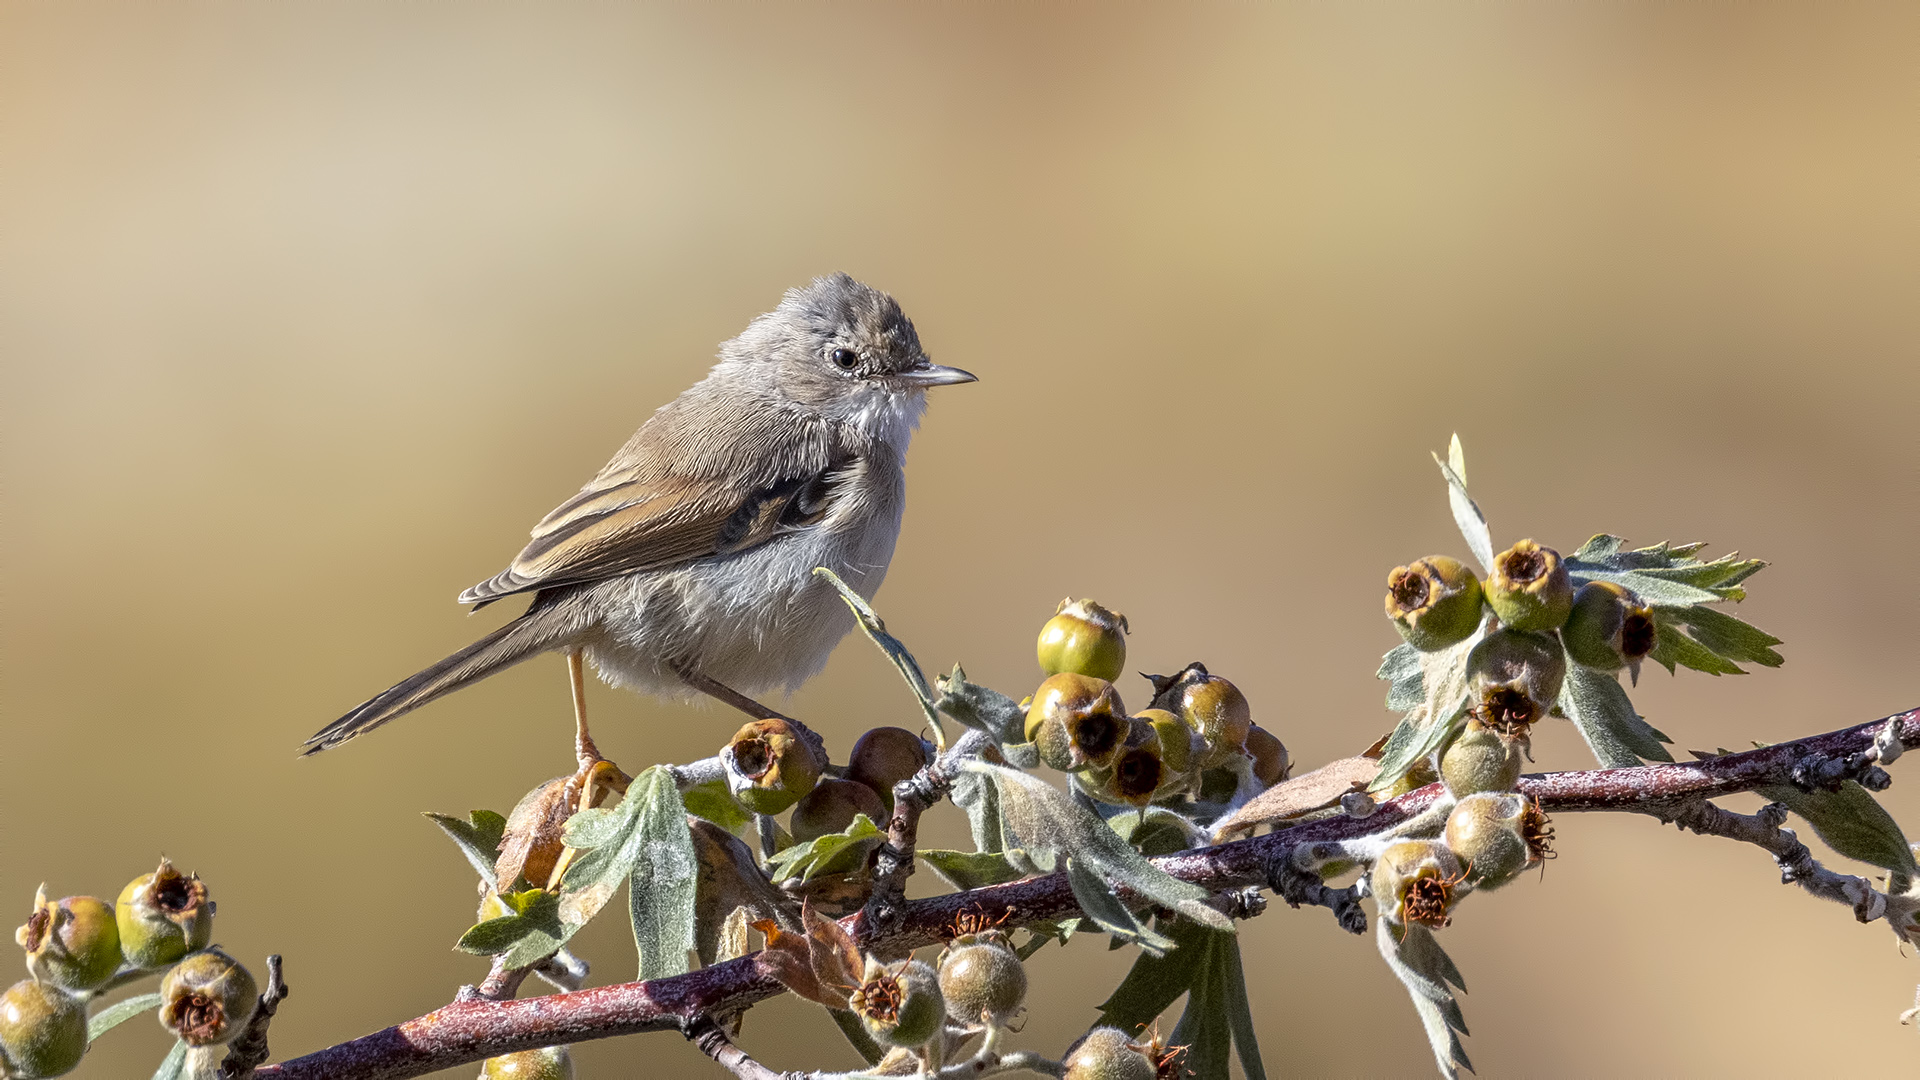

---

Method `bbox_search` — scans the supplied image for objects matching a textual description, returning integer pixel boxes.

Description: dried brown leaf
[1212,757,1382,839]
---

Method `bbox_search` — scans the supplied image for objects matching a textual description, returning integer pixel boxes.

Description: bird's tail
[302,598,580,755]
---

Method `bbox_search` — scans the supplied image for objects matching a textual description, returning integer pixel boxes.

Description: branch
[1662,799,1886,921]
[254,706,1918,1080]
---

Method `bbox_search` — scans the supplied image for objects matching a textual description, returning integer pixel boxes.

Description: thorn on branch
[219,954,289,1079]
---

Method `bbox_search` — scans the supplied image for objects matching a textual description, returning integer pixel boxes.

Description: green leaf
[1169,933,1232,1080]
[1110,806,1199,857]
[921,848,1028,891]
[560,806,627,850]
[425,809,509,886]
[1095,918,1215,1032]
[456,888,566,968]
[1378,921,1472,1079]
[1223,933,1268,1080]
[680,777,753,834]
[88,992,162,1042]
[1671,605,1784,668]
[813,567,944,745]
[1565,536,1768,607]
[1370,627,1480,792]
[1759,780,1920,877]
[1097,918,1262,1079]
[951,768,1008,853]
[1646,611,1746,676]
[764,814,884,883]
[1559,665,1673,767]
[1434,435,1494,573]
[151,1039,189,1080]
[934,664,1027,743]
[1067,858,1175,956]
[626,766,699,981]
[1378,643,1426,712]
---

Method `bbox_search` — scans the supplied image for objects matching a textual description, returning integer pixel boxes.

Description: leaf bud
[159,948,258,1047]
[115,859,213,970]
[0,978,86,1080]
[937,927,1027,1027]
[1244,724,1290,787]
[1370,839,1464,929]
[1563,581,1658,675]
[790,777,889,843]
[722,718,827,816]
[1061,1026,1157,1080]
[1444,793,1553,889]
[1025,673,1128,772]
[846,727,932,810]
[1464,629,1566,736]
[853,958,945,1049]
[1485,540,1574,631]
[479,1046,575,1079]
[1145,663,1252,769]
[15,889,121,992]
[1037,598,1130,682]
[1440,718,1525,797]
[1384,556,1485,651]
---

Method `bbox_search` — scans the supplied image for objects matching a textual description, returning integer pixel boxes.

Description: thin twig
[1661,799,1887,921]
[863,729,994,938]
[685,1015,803,1080]
[219,954,290,1079]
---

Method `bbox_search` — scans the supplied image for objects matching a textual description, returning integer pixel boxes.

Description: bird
[302,274,974,758]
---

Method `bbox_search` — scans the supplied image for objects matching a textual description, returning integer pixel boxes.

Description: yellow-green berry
[938,928,1027,1027]
[159,948,258,1047]
[722,718,827,816]
[0,979,86,1079]
[15,889,121,992]
[115,859,213,970]
[1440,718,1525,797]
[1465,629,1567,736]
[1025,673,1128,772]
[1037,598,1130,682]
[790,777,889,843]
[479,1046,575,1079]
[1445,792,1553,889]
[1061,1026,1157,1080]
[1385,556,1485,650]
[854,958,944,1049]
[1563,581,1658,673]
[1141,709,1195,784]
[1485,540,1574,632]
[1371,839,1464,929]
[846,727,931,810]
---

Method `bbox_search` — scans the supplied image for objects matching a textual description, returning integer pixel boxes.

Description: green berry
[938,930,1027,1027]
[1440,719,1525,797]
[479,1046,575,1079]
[846,727,931,809]
[1140,709,1195,782]
[1385,556,1485,650]
[722,718,826,816]
[1465,628,1567,735]
[115,859,213,970]
[1443,792,1541,889]
[1037,598,1129,682]
[1563,581,1658,673]
[0,979,86,1079]
[1025,673,1128,772]
[159,948,258,1047]
[15,889,121,992]
[1485,540,1574,631]
[1371,839,1463,929]
[790,777,889,843]
[854,958,944,1049]
[1061,1026,1156,1080]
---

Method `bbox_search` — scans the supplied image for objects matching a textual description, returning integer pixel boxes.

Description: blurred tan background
[3,2,1915,1076]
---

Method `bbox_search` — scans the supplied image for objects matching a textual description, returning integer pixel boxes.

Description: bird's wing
[457,456,851,607]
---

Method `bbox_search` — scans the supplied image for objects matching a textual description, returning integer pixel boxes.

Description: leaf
[424,809,509,887]
[1370,626,1483,792]
[1068,858,1176,955]
[1565,535,1769,607]
[1169,933,1232,1080]
[457,888,566,968]
[1379,643,1426,712]
[934,665,1027,744]
[681,778,754,834]
[921,848,1029,891]
[1223,932,1267,1080]
[88,992,163,1042]
[1110,806,1200,857]
[690,819,796,967]
[1559,666,1673,767]
[966,762,1230,935]
[1672,606,1784,668]
[951,767,1008,853]
[829,1008,884,1066]
[1434,435,1494,573]
[764,814,884,884]
[1214,756,1381,839]
[1095,917,1216,1032]
[151,1039,189,1080]
[1646,612,1747,677]
[1378,921,1472,1079]
[813,567,945,746]
[1759,780,1920,877]
[625,766,699,981]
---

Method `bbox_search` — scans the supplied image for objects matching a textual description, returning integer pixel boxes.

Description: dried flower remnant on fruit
[853,958,944,1049]
[1563,581,1658,678]
[15,888,121,993]
[115,858,214,970]
[723,718,826,815]
[1486,539,1574,632]
[1038,598,1130,682]
[1372,840,1465,929]
[1521,797,1556,863]
[1026,672,1129,772]
[1465,628,1566,734]
[159,948,259,1046]
[1385,556,1485,651]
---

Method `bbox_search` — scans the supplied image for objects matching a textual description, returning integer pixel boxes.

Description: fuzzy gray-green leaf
[1379,921,1472,1079]
[1434,437,1494,573]
[425,809,509,886]
[814,567,944,744]
[1095,917,1215,1031]
[921,848,1028,891]
[1378,643,1426,712]
[88,992,162,1043]
[765,814,883,883]
[1673,605,1784,668]
[627,766,698,981]
[680,777,754,834]
[150,1039,189,1080]
[1560,665,1673,768]
[1067,858,1175,955]
[1760,780,1919,877]
[935,665,1027,743]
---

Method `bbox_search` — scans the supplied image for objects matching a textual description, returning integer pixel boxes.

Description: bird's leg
[671,661,825,758]
[568,648,600,769]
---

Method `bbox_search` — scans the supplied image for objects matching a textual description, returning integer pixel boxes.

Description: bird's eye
[829,347,860,371]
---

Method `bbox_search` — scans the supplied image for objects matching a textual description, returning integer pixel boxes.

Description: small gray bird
[304,274,973,755]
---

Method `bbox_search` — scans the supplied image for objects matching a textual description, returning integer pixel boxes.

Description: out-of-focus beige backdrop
[3,3,1914,1076]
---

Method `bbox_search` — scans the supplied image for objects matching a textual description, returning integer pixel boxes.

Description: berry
[15,889,121,992]
[1025,673,1129,772]
[1037,599,1130,682]
[722,718,826,816]
[1485,540,1574,632]
[0,979,86,1079]
[159,948,258,1047]
[1563,581,1658,674]
[1385,556,1485,650]
[115,859,213,970]
[1061,1026,1157,1080]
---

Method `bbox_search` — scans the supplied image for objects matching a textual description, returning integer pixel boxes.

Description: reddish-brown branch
[254,707,1918,1080]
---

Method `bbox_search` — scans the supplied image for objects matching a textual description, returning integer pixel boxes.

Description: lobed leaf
[1378,921,1473,1079]
[920,848,1029,891]
[625,767,699,981]
[679,777,754,835]
[1559,666,1673,768]
[424,809,509,887]
[1759,780,1920,877]
[934,664,1027,744]
[457,888,566,969]
[1378,643,1426,712]
[764,814,884,884]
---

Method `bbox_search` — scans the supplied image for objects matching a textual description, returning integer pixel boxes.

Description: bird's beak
[892,363,978,387]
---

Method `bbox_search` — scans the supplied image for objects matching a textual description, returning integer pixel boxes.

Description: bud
[1025,673,1128,772]
[1061,1026,1157,1080]
[853,958,945,1049]
[846,727,932,810]
[16,889,121,992]
[1244,724,1290,787]
[115,859,213,970]
[1485,540,1574,632]
[0,979,86,1080]
[1370,839,1464,929]
[1464,629,1567,736]
[1146,663,1252,769]
[1445,792,1553,889]
[1037,598,1130,682]
[1384,556,1485,651]
[1440,718,1525,797]
[722,718,827,816]
[1563,581,1657,675]
[938,927,1027,1028]
[479,1046,575,1079]
[790,778,890,843]
[159,948,258,1047]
